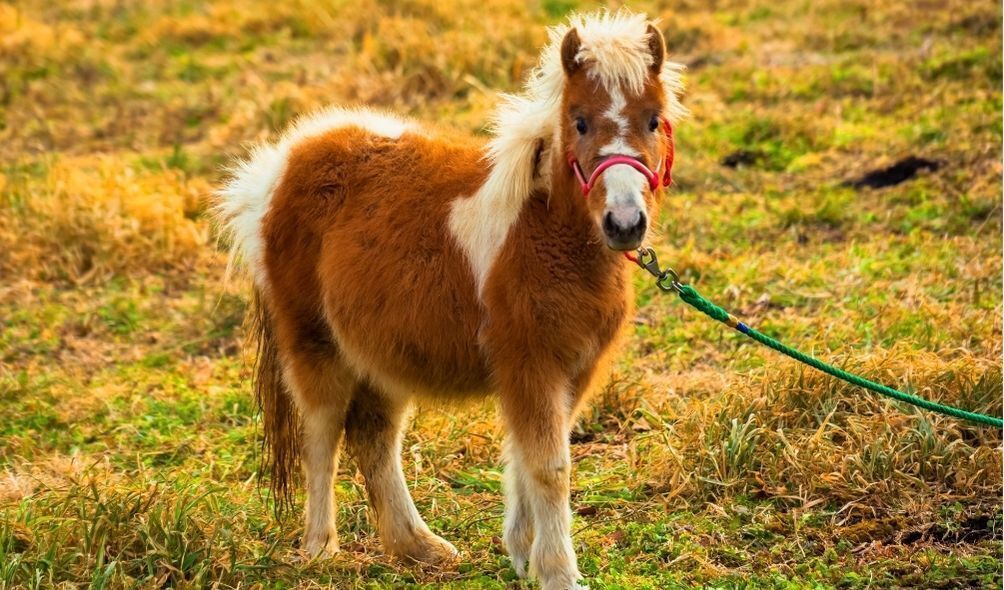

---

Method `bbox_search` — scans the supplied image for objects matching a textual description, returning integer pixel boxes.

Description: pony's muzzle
[602,206,647,251]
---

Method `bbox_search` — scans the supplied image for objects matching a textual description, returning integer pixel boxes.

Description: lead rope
[627,247,1003,429]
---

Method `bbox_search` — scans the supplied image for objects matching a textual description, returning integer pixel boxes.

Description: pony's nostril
[602,211,618,235]
[633,211,648,233]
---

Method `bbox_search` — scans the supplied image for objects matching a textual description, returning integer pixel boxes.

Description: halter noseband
[566,118,675,197]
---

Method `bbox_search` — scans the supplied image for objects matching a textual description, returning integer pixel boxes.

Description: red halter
[566,118,675,197]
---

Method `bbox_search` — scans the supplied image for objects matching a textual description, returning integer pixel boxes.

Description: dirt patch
[720,149,764,168]
[844,156,941,189]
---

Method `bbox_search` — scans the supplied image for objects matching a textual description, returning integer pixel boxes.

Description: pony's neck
[547,149,580,209]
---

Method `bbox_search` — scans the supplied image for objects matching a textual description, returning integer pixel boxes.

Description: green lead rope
[630,248,1003,429]
[678,284,1003,429]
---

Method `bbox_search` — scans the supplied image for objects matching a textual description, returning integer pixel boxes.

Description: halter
[566,118,675,197]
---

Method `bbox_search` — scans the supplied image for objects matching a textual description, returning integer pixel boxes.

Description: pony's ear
[560,28,582,76]
[645,24,665,74]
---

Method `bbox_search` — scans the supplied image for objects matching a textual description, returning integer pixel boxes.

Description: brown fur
[263,129,491,402]
[234,19,676,588]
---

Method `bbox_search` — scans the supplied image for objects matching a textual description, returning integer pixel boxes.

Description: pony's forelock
[568,11,654,96]
[483,9,687,197]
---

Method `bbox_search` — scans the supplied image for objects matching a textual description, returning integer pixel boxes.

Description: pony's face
[559,25,670,251]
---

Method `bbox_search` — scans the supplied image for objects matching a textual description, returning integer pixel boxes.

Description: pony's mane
[484,10,687,201]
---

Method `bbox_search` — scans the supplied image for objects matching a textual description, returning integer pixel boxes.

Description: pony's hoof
[302,530,339,559]
[540,578,588,590]
[503,529,531,578]
[395,532,459,564]
[535,563,586,590]
[510,553,529,579]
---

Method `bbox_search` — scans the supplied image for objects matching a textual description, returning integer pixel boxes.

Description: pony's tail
[247,289,300,518]
[214,131,301,516]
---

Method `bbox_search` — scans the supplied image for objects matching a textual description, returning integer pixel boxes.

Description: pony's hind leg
[280,340,355,557]
[344,383,458,563]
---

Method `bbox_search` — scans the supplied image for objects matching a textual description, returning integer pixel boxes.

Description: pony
[215,10,685,590]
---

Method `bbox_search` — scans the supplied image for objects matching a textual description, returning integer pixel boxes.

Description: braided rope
[676,284,1003,429]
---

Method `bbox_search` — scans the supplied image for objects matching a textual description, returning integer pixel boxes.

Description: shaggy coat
[216,11,685,590]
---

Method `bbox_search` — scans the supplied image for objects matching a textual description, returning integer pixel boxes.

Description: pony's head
[555,13,683,251]
[483,11,684,255]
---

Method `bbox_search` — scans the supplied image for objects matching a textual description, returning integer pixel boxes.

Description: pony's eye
[574,117,588,135]
[648,115,660,132]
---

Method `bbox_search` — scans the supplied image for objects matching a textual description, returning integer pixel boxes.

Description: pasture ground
[1,0,1001,588]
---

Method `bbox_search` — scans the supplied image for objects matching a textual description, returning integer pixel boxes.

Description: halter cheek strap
[567,118,675,197]
[660,118,675,188]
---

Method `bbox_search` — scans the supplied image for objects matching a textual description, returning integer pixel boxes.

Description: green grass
[1,0,1001,588]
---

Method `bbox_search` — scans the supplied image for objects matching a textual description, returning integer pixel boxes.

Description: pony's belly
[330,320,493,400]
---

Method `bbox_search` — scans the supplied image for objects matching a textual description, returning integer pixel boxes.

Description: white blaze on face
[598,86,647,223]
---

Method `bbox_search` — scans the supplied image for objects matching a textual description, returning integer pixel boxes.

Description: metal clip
[634,247,662,278]
[631,247,684,293]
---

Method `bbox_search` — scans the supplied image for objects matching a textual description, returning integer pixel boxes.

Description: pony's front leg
[502,437,534,578]
[500,377,583,590]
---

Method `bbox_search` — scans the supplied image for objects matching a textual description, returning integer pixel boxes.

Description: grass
[1,0,1001,587]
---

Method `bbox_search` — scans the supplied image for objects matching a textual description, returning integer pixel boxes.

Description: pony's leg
[344,383,458,563]
[500,375,583,590]
[282,345,354,557]
[502,437,534,578]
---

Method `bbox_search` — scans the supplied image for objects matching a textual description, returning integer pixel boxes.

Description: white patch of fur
[604,86,629,137]
[448,10,686,296]
[447,94,555,294]
[601,165,647,214]
[598,137,640,158]
[214,107,414,287]
[301,407,341,556]
[503,438,534,578]
[599,84,646,215]
[599,86,638,157]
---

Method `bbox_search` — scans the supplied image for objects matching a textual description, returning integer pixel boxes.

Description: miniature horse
[216,11,684,590]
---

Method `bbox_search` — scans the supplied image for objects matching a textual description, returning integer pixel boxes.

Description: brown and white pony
[216,11,684,590]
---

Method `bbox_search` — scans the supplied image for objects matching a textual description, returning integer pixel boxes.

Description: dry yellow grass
[0,0,1000,587]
